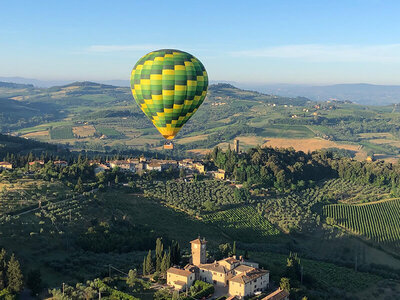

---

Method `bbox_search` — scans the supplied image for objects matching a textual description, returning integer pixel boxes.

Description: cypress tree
[160,251,171,274]
[142,257,147,275]
[7,254,23,293]
[232,241,236,256]
[155,238,164,272]
[145,250,154,275]
[170,241,181,265]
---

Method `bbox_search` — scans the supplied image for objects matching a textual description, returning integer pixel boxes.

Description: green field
[95,126,124,137]
[50,125,74,139]
[259,124,315,138]
[324,199,400,250]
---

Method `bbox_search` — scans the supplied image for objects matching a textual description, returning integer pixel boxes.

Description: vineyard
[324,199,400,250]
[258,178,392,233]
[202,206,280,242]
[49,125,74,139]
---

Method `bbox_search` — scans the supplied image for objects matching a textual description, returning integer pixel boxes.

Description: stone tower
[234,139,239,153]
[190,237,207,266]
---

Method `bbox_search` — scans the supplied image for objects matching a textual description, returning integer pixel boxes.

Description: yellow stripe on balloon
[174,65,186,71]
[150,74,162,80]
[175,85,186,91]
[162,69,175,75]
[163,90,174,96]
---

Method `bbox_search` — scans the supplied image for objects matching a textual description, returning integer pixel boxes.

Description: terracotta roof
[234,264,254,273]
[221,257,239,265]
[229,268,269,284]
[190,238,207,244]
[226,296,238,300]
[28,160,44,165]
[262,288,289,300]
[147,162,162,167]
[199,263,228,274]
[167,267,193,277]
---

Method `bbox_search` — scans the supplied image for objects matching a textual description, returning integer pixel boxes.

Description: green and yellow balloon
[130,49,208,140]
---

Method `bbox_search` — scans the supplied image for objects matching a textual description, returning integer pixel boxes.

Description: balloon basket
[164,141,174,150]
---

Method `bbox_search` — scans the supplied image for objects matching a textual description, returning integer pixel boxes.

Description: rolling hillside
[1,81,400,160]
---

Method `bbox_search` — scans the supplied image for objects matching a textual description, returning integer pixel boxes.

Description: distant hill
[209,83,310,106]
[0,81,34,89]
[254,83,400,105]
[0,77,130,88]
[0,133,59,158]
[0,77,74,88]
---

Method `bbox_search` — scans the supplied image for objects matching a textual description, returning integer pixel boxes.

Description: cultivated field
[72,125,96,137]
[324,199,400,251]
[262,137,362,153]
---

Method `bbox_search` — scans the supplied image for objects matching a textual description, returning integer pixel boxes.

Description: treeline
[0,133,60,160]
[209,146,400,193]
[209,146,335,192]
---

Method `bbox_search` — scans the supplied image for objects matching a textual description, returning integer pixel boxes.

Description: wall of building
[229,281,245,298]
[243,274,269,297]
[167,273,195,290]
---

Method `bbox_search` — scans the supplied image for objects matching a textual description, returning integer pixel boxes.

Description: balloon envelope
[130,49,208,140]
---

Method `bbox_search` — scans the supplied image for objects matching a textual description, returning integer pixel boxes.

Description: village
[0,157,227,181]
[0,140,245,180]
[166,237,289,300]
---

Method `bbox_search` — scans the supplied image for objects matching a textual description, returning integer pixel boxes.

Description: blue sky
[1,0,400,84]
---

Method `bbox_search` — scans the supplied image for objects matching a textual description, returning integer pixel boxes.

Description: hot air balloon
[130,49,208,149]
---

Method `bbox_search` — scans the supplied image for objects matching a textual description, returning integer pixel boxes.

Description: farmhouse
[146,160,178,172]
[166,267,195,291]
[0,162,13,170]
[211,169,226,180]
[146,161,162,172]
[167,238,270,299]
[109,160,135,173]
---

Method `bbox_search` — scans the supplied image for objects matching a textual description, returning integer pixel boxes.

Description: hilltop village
[0,157,227,180]
[166,237,289,300]
[0,140,243,179]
